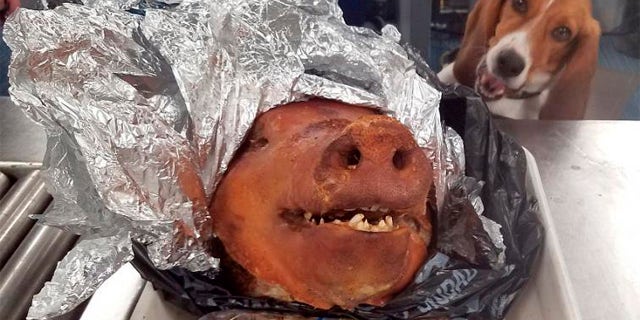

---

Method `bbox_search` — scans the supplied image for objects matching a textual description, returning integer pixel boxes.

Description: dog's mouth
[476,63,506,100]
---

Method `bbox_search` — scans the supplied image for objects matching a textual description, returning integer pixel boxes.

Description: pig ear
[540,18,601,119]
[175,157,213,240]
[453,0,506,87]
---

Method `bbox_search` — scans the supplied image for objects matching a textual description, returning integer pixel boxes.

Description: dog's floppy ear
[453,0,505,87]
[540,18,601,120]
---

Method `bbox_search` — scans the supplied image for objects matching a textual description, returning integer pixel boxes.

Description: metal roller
[0,170,52,268]
[0,172,11,198]
[0,224,78,320]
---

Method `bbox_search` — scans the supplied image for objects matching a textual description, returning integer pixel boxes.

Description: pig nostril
[392,149,407,170]
[346,148,361,168]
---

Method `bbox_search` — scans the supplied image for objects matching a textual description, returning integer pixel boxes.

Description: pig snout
[313,115,432,210]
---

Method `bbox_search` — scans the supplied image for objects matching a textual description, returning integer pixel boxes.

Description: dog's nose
[496,50,525,78]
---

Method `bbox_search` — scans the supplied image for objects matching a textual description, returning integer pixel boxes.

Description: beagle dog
[438,0,601,119]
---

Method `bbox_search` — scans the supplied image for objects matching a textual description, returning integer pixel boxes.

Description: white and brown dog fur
[438,0,601,119]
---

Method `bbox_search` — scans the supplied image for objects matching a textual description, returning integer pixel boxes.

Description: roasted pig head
[210,99,433,309]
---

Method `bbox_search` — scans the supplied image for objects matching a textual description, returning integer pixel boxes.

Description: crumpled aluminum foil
[3,0,500,318]
[27,233,133,319]
[444,126,466,184]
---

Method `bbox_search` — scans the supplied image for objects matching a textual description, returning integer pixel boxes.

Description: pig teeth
[309,212,396,233]
[370,204,380,211]
[349,213,365,226]
[380,207,389,213]
[385,216,393,228]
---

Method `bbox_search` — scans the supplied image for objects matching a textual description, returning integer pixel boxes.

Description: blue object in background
[0,31,10,96]
[338,0,368,27]
[338,0,397,33]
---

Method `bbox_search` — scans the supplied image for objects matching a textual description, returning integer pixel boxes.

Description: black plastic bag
[131,66,544,320]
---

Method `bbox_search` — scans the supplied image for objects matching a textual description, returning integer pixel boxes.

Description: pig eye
[552,26,572,41]
[511,0,528,13]
[250,137,269,149]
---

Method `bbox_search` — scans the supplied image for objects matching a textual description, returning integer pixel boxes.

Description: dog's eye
[511,0,528,13]
[552,26,572,41]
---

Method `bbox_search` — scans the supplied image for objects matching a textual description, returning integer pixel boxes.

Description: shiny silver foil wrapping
[4,0,499,318]
[27,233,133,319]
[444,126,466,185]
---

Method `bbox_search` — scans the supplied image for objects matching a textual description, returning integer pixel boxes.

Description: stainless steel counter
[3,96,640,319]
[496,120,640,320]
